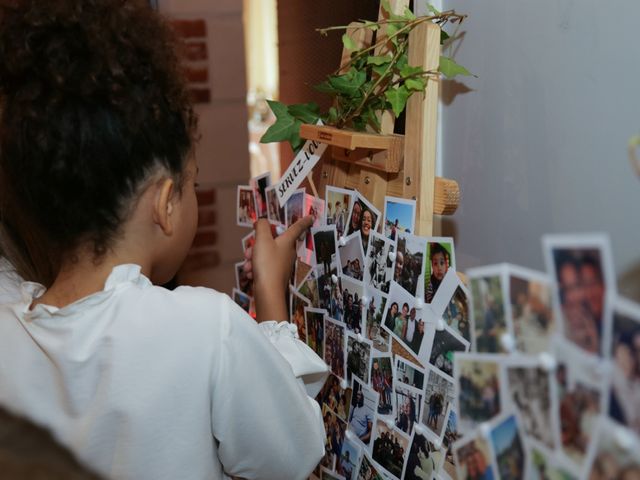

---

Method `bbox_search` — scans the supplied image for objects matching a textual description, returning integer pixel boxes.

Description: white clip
[361,295,370,307]
[338,236,347,247]
[413,423,426,436]
[331,274,338,284]
[388,251,396,262]
[356,333,364,343]
[479,422,491,438]
[275,224,286,236]
[415,297,424,310]
[436,318,446,331]
[345,429,356,441]
[341,378,349,390]
[432,438,442,450]
[615,426,635,450]
[385,418,395,430]
[538,352,557,372]
[500,333,516,353]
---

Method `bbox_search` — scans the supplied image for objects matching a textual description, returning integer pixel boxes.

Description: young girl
[0,1,326,479]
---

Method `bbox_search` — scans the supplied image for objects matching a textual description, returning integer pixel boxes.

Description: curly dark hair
[0,0,197,267]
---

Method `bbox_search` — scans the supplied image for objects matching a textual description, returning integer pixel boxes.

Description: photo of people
[372,420,410,479]
[235,261,253,297]
[395,358,425,390]
[608,298,640,435]
[304,194,326,251]
[469,267,509,353]
[348,377,378,447]
[346,332,373,385]
[339,232,365,282]
[346,194,381,254]
[290,288,310,342]
[364,231,396,295]
[489,414,526,480]
[427,327,469,378]
[298,266,320,308]
[543,235,613,357]
[371,355,394,415]
[394,384,422,436]
[294,259,312,290]
[232,288,251,314]
[320,467,346,480]
[383,196,416,241]
[313,226,340,276]
[508,267,555,354]
[327,275,344,322]
[355,452,384,480]
[241,231,255,256]
[364,288,390,352]
[443,284,471,342]
[443,409,460,460]
[336,436,360,480]
[326,186,353,239]
[284,188,305,227]
[340,276,364,334]
[455,354,503,433]
[394,232,426,297]
[237,185,257,227]
[453,432,497,480]
[422,366,456,440]
[323,404,348,473]
[265,185,284,225]
[402,432,444,480]
[249,171,270,218]
[305,307,325,360]
[504,362,555,449]
[325,317,346,380]
[585,417,640,480]
[424,239,454,303]
[317,374,352,422]
[529,445,580,480]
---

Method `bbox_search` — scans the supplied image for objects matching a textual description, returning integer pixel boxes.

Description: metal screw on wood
[322,171,328,179]
[405,176,412,186]
[364,176,370,185]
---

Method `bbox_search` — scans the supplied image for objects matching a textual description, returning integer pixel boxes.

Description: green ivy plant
[261,2,472,152]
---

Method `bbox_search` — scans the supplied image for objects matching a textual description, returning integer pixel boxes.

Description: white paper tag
[276,122,328,207]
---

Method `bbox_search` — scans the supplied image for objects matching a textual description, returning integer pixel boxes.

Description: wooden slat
[330,143,402,173]
[300,124,400,151]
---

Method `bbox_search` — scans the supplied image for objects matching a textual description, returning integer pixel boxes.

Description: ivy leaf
[400,65,423,79]
[260,100,297,144]
[314,80,338,94]
[403,7,416,20]
[328,69,366,96]
[396,52,409,71]
[427,4,441,15]
[287,102,320,124]
[327,106,339,125]
[371,63,389,76]
[342,33,357,51]
[384,85,410,117]
[440,30,450,44]
[439,55,473,78]
[405,76,426,91]
[367,55,392,66]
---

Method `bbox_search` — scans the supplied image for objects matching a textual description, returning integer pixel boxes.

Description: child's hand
[252,216,313,322]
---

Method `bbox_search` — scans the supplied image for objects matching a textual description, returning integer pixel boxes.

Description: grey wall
[439,0,640,299]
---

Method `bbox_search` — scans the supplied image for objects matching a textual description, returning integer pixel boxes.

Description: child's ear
[153,177,175,236]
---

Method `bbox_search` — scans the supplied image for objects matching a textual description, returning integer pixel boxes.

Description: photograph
[585,417,640,480]
[395,358,425,390]
[294,259,313,290]
[235,260,253,297]
[326,274,345,322]
[305,307,326,360]
[346,332,373,385]
[312,226,340,278]
[355,451,385,480]
[427,326,470,378]
[421,365,456,441]
[529,445,581,480]
[503,358,556,450]
[382,282,424,358]
[232,288,252,314]
[325,316,346,380]
[370,355,394,416]
[364,288,390,352]
[326,186,353,239]
[364,231,396,295]
[402,431,445,480]
[454,353,503,433]
[507,265,555,354]
[489,413,527,480]
[424,237,455,303]
[249,171,271,218]
[382,196,416,241]
[336,435,360,480]
[284,188,305,227]
[298,266,320,309]
[348,377,379,448]
[441,279,471,342]
[371,420,410,480]
[607,297,640,436]
[394,383,423,437]
[453,431,497,480]
[346,193,381,254]
[241,231,255,256]
[340,276,364,334]
[443,408,460,461]
[323,404,348,474]
[339,232,366,282]
[468,265,510,354]
[304,194,326,251]
[265,184,285,225]
[320,466,346,480]
[237,185,257,227]
[394,232,427,297]
[317,373,353,422]
[290,287,310,342]
[543,234,614,357]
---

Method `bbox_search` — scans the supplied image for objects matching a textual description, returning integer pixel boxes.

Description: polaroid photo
[241,231,255,257]
[487,411,529,480]
[382,196,416,241]
[237,185,257,227]
[607,296,640,437]
[298,265,320,309]
[336,434,361,479]
[340,275,365,334]
[453,428,498,480]
[429,270,472,343]
[371,419,411,480]
[265,184,285,225]
[364,288,390,353]
[284,188,305,227]
[305,306,326,360]
[468,264,513,354]
[505,264,555,354]
[325,316,347,380]
[420,364,456,443]
[348,376,379,449]
[355,450,385,480]
[394,383,423,437]
[542,234,616,358]
[304,193,326,249]
[401,430,446,480]
[529,443,581,480]
[584,416,640,480]
[345,192,381,255]
[339,231,366,282]
[326,274,345,322]
[320,466,345,480]
[423,237,456,304]
[395,357,426,391]
[232,288,252,314]
[364,231,396,295]
[443,407,460,455]
[346,331,373,385]
[394,232,427,297]
[501,355,557,451]
[453,352,505,433]
[381,282,427,360]
[322,403,348,474]
[249,171,271,219]
[421,324,470,379]
[325,186,354,239]
[235,260,253,297]
[290,287,311,342]
[294,259,313,290]
[316,373,352,423]
[371,353,395,417]
[312,225,340,280]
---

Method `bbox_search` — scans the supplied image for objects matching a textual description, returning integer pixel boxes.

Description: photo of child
[424,239,454,303]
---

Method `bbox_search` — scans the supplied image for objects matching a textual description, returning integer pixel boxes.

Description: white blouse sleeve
[210,298,326,480]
